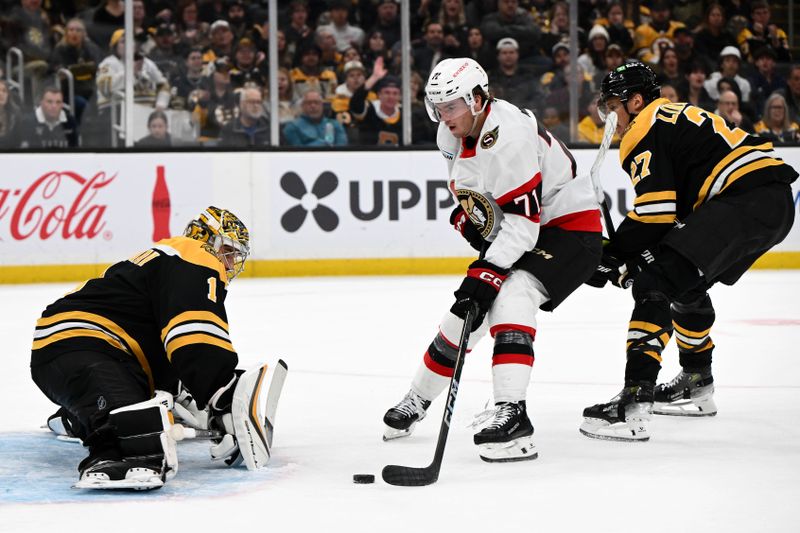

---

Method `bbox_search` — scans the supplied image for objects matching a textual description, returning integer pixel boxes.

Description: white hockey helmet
[424,57,489,122]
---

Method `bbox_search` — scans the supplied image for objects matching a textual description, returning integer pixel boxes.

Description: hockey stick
[589,110,618,239]
[382,260,483,486]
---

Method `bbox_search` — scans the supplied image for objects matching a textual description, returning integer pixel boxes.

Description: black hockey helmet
[599,62,661,118]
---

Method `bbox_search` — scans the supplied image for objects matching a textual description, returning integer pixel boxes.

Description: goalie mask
[185,206,250,281]
[424,58,489,122]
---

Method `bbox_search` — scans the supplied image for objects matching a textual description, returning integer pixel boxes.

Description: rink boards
[1,147,799,283]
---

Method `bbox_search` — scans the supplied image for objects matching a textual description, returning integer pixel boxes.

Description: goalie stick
[589,110,618,239]
[382,299,480,487]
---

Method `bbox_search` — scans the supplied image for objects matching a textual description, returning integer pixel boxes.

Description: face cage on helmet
[213,234,249,281]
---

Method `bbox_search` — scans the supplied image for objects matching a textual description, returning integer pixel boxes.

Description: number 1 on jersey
[207,277,217,302]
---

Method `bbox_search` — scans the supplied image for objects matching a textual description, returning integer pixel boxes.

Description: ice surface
[1,272,798,532]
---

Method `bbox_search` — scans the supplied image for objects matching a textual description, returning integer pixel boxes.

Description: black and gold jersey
[31,237,238,407]
[611,98,798,257]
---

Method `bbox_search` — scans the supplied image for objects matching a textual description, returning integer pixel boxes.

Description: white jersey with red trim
[437,98,600,269]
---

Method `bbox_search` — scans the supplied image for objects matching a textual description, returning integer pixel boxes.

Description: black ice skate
[383,390,431,441]
[74,454,167,491]
[580,381,654,442]
[654,367,717,417]
[473,401,537,462]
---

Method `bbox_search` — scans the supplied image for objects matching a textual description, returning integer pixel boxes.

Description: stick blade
[381,464,439,487]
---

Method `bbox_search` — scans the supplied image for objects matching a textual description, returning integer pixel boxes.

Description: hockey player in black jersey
[581,62,798,441]
[31,207,270,489]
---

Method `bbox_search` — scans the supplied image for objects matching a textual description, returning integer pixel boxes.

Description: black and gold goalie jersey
[31,237,238,407]
[610,97,798,258]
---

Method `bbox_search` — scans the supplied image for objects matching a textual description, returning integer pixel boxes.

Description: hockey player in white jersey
[383,58,603,462]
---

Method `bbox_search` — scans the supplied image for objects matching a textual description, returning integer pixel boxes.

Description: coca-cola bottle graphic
[152,165,171,241]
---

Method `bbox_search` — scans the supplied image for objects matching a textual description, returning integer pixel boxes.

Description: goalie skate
[474,401,538,463]
[383,390,430,441]
[580,382,653,442]
[654,368,717,417]
[73,458,165,491]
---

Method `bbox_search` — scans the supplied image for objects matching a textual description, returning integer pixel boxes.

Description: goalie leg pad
[231,365,272,470]
[74,391,177,490]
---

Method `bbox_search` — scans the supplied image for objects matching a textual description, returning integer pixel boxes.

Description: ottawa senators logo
[454,188,502,241]
[480,126,499,149]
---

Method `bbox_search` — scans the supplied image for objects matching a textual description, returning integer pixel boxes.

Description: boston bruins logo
[454,189,502,241]
[480,126,499,149]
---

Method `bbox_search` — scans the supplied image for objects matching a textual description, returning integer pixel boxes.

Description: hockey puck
[352,474,375,484]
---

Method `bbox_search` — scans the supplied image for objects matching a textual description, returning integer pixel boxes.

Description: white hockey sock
[492,363,533,403]
[411,363,450,402]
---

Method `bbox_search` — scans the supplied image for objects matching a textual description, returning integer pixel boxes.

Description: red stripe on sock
[492,353,535,366]
[424,351,455,377]
[489,324,537,339]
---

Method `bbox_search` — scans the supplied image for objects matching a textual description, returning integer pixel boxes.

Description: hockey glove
[172,382,209,430]
[450,206,486,252]
[585,249,655,289]
[451,259,508,321]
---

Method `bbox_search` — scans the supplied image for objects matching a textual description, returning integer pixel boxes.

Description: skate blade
[579,419,650,442]
[383,423,416,441]
[478,435,538,463]
[654,396,717,417]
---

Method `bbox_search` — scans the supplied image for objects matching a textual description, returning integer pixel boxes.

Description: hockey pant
[411,270,545,403]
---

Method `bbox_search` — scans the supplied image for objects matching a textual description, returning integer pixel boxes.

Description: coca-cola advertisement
[0,154,213,267]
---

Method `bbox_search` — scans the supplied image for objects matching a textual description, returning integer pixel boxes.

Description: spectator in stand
[219,85,270,146]
[362,30,390,74]
[412,21,447,80]
[198,57,238,139]
[274,67,298,125]
[132,0,154,52]
[603,43,625,73]
[754,93,800,144]
[632,0,685,66]
[705,46,751,104]
[349,56,402,146]
[176,0,210,50]
[597,0,634,55]
[318,0,364,53]
[541,105,569,141]
[316,27,343,73]
[737,0,791,63]
[692,3,737,68]
[230,37,267,90]
[291,44,338,101]
[678,60,715,112]
[656,46,681,88]
[148,24,184,80]
[749,47,786,122]
[226,0,249,40]
[135,109,173,147]
[578,97,619,144]
[660,83,679,103]
[541,42,593,124]
[490,38,542,112]
[369,0,401,49]
[579,25,611,91]
[19,86,78,149]
[199,0,226,24]
[171,47,206,109]
[283,89,347,147]
[540,1,584,66]
[337,46,362,79]
[671,27,704,73]
[10,0,52,92]
[465,26,495,73]
[50,18,104,123]
[482,0,543,64]
[284,1,315,61]
[437,0,470,57]
[83,0,124,54]
[202,19,235,64]
[777,65,800,125]
[0,80,23,149]
[409,70,436,145]
[715,89,754,133]
[332,60,366,112]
